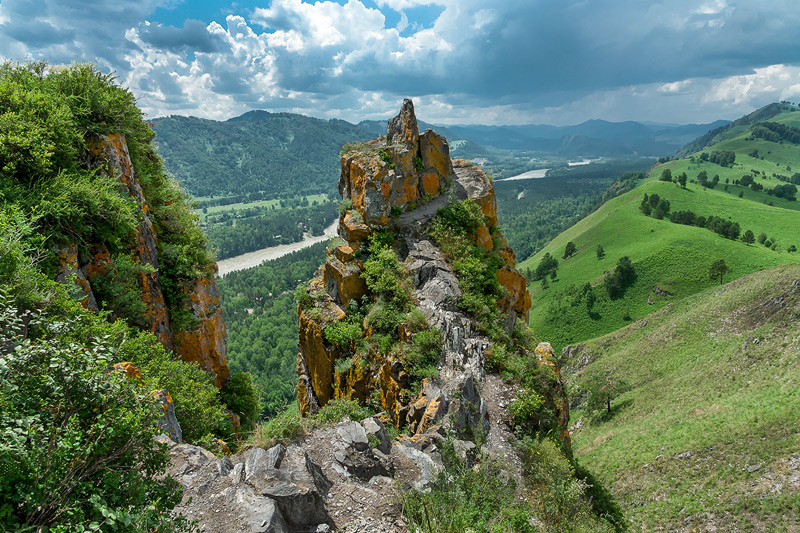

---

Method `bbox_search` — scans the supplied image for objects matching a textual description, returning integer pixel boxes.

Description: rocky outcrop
[165,439,333,532]
[339,99,453,227]
[297,101,533,442]
[53,134,230,387]
[534,342,572,453]
[172,266,230,387]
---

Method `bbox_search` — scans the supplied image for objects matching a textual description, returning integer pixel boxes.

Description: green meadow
[568,264,800,531]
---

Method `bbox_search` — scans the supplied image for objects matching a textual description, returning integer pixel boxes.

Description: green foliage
[534,252,559,281]
[0,292,188,532]
[709,258,731,284]
[312,398,374,426]
[91,253,154,329]
[510,387,545,428]
[294,280,314,310]
[585,372,631,415]
[405,328,444,370]
[429,199,506,340]
[334,356,355,374]
[221,243,326,418]
[604,257,635,299]
[362,246,411,311]
[325,320,363,351]
[518,437,614,531]
[220,372,261,432]
[415,157,424,171]
[563,241,577,259]
[399,442,539,533]
[0,61,213,334]
[252,404,308,449]
[119,332,227,443]
[339,198,353,217]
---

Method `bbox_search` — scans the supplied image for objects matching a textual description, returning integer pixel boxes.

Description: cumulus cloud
[2,0,800,124]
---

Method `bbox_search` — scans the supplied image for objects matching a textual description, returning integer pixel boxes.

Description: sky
[2,0,800,126]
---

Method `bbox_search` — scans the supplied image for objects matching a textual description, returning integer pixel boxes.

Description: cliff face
[54,133,230,387]
[297,100,545,440]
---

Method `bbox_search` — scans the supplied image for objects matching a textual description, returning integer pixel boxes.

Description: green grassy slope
[566,264,800,531]
[518,178,800,351]
[518,107,800,352]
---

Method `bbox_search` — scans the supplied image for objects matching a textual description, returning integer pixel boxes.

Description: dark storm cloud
[2,0,800,123]
[138,20,224,53]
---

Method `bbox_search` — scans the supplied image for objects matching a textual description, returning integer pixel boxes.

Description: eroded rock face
[297,100,532,442]
[339,99,453,227]
[534,342,572,452]
[52,134,231,388]
[166,441,332,532]
[172,266,230,388]
[88,134,174,348]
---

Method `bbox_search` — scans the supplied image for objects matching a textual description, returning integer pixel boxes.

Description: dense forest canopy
[151,113,376,198]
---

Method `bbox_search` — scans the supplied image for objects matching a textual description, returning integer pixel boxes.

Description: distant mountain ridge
[675,102,799,157]
[152,110,729,199]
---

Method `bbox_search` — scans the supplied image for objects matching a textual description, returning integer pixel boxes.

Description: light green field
[567,264,800,531]
[519,109,800,352]
[194,193,329,221]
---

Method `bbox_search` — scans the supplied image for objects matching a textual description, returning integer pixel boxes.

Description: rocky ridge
[297,99,532,437]
[53,133,230,387]
[166,101,574,532]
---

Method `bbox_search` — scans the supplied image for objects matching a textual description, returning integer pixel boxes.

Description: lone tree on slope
[563,241,577,259]
[710,259,731,284]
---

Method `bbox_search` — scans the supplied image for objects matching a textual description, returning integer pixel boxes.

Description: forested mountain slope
[151,112,376,198]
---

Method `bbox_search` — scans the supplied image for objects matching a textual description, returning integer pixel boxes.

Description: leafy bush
[0,293,188,532]
[119,332,227,443]
[220,372,262,431]
[399,441,538,532]
[339,198,353,217]
[312,398,374,425]
[429,199,507,341]
[518,437,613,530]
[324,320,363,351]
[253,405,308,449]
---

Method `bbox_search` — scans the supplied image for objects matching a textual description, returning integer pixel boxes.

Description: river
[216,220,338,276]
[496,168,550,181]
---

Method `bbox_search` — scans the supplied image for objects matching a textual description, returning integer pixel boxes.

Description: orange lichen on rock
[54,244,98,312]
[338,99,452,226]
[341,212,370,243]
[172,266,230,388]
[86,133,173,348]
[113,362,144,385]
[496,266,532,324]
[324,255,368,307]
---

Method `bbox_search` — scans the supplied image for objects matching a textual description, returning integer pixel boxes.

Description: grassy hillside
[566,264,800,531]
[518,177,800,351]
[519,105,800,352]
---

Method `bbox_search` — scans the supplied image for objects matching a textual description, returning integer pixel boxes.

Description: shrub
[120,331,227,443]
[0,294,188,532]
[339,198,353,217]
[324,320,363,351]
[220,372,262,431]
[311,399,374,426]
[253,405,308,449]
[399,442,538,532]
